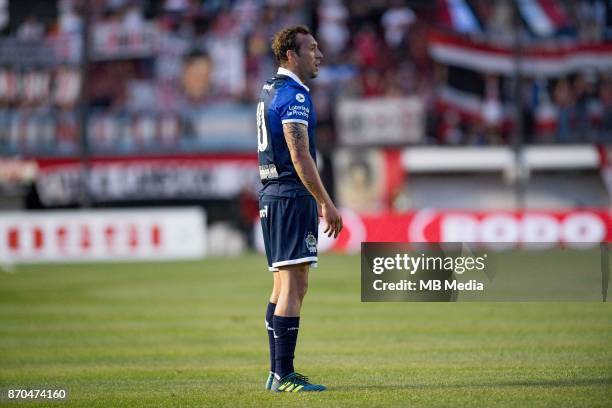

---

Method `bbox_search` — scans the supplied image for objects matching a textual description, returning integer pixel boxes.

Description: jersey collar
[277,67,310,92]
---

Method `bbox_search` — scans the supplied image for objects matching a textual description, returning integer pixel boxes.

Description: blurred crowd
[0,0,611,155]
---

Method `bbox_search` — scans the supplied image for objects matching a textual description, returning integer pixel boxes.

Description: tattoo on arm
[284,122,308,153]
[301,171,317,192]
[283,122,317,191]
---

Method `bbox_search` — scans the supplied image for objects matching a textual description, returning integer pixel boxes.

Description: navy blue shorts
[259,194,318,272]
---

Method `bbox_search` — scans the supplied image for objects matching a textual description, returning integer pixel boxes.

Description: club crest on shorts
[305,233,317,253]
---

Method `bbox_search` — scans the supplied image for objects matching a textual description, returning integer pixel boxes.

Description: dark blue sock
[273,315,300,379]
[265,303,276,373]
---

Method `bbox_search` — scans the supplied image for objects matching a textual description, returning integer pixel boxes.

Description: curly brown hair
[271,25,311,65]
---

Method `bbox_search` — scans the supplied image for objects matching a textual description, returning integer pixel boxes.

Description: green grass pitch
[1,253,611,407]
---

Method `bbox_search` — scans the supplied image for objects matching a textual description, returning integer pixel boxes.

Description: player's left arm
[283,122,343,238]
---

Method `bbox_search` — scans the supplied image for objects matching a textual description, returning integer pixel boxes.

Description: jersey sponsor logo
[288,105,309,113]
[287,110,308,118]
[295,93,305,102]
[305,232,317,253]
[259,164,278,180]
[287,104,309,119]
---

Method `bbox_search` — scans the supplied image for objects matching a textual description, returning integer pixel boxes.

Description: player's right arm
[283,122,343,238]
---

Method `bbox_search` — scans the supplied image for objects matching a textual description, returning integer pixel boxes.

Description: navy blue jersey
[257,68,317,197]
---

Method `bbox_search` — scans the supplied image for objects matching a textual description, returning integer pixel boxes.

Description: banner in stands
[337,97,424,146]
[34,154,258,206]
[428,30,612,75]
[255,209,612,254]
[0,208,206,263]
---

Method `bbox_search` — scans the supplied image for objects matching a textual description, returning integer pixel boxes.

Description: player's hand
[321,202,343,239]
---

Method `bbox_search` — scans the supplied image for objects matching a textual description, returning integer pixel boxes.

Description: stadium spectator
[573,72,595,141]
[317,0,349,58]
[16,15,45,42]
[600,74,612,141]
[380,0,415,49]
[553,78,574,143]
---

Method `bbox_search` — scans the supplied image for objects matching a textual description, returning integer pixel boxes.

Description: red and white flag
[438,0,482,34]
[516,0,570,37]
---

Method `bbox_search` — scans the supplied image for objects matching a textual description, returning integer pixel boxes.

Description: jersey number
[257,101,268,152]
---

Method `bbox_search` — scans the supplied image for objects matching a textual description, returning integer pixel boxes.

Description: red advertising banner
[258,209,612,254]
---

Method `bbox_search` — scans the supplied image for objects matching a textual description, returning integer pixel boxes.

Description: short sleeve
[277,87,311,126]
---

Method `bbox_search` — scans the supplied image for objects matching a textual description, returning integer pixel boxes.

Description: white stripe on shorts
[269,257,318,271]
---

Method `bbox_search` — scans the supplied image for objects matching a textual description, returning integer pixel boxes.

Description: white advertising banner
[0,208,206,263]
[34,155,258,206]
[337,97,424,146]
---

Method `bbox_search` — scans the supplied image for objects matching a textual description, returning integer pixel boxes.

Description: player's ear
[288,48,302,64]
[286,49,295,63]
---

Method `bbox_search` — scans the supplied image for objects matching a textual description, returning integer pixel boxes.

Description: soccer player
[257,26,343,393]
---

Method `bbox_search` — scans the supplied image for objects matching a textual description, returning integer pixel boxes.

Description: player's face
[296,33,324,79]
